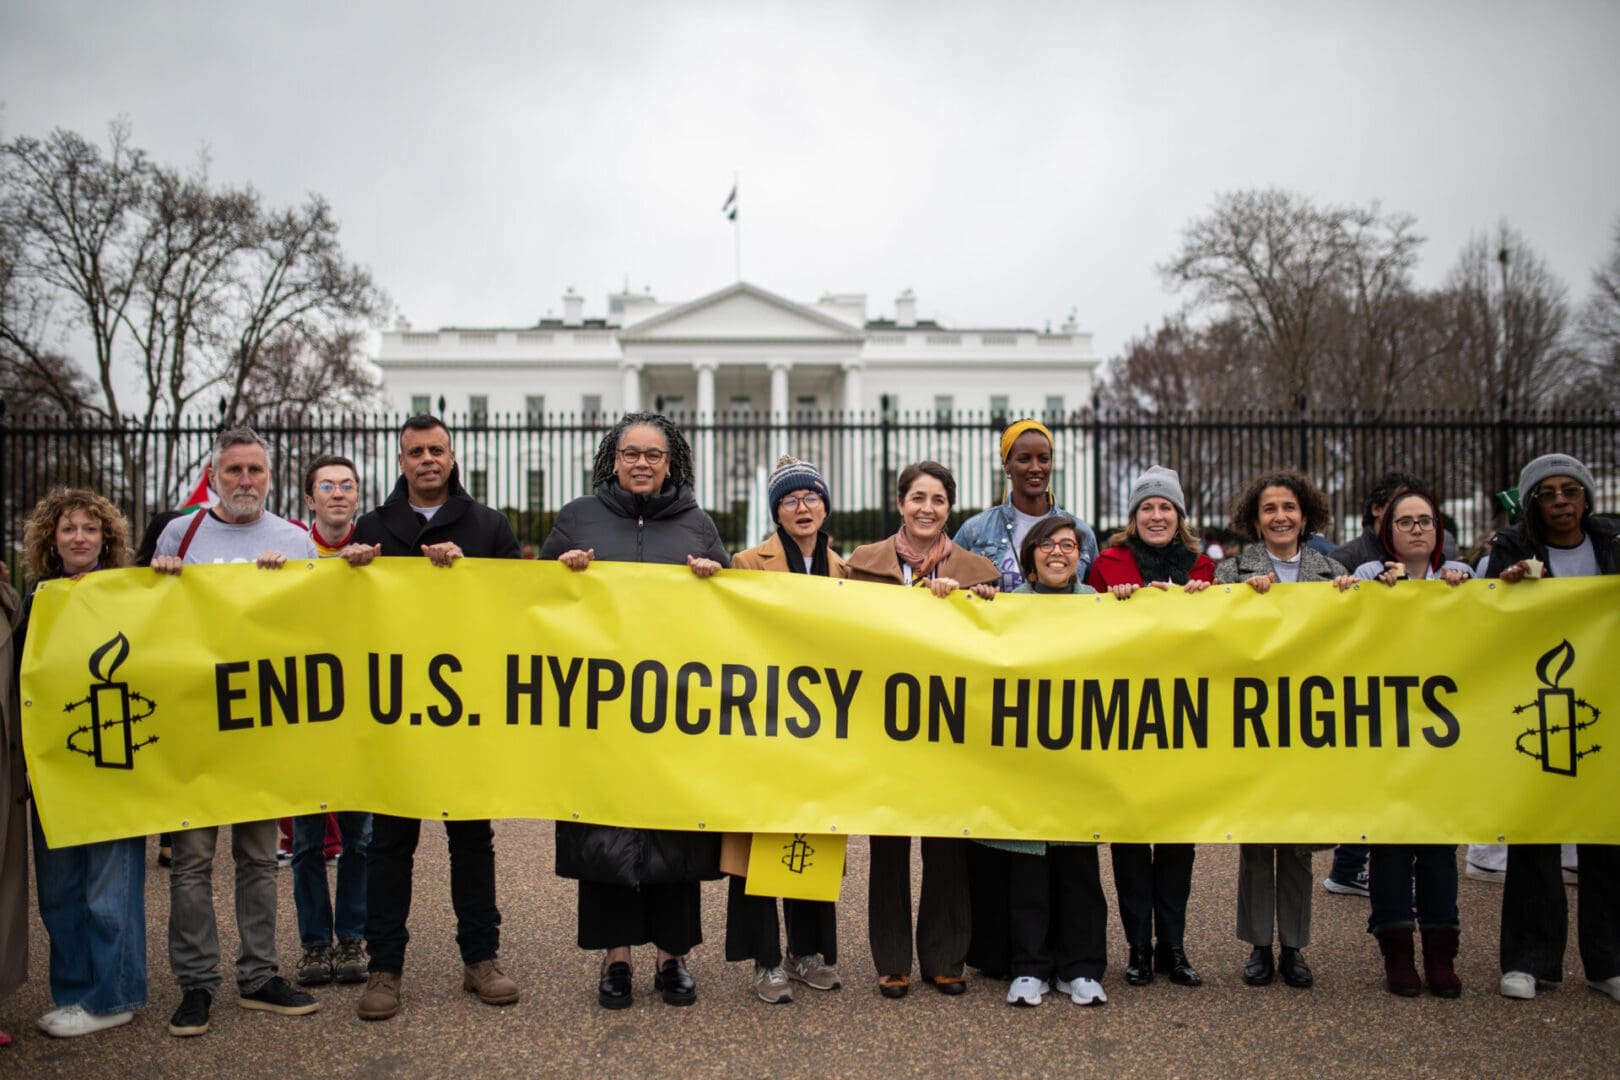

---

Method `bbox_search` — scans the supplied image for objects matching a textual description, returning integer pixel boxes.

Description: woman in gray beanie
[1084,465,1215,988]
[1487,452,1620,1006]
[722,455,846,1004]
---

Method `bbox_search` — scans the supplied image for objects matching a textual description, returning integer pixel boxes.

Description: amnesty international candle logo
[64,632,158,769]
[781,834,815,874]
[1513,639,1601,777]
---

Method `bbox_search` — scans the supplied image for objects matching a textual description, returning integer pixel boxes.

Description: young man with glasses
[1489,453,1620,1005]
[290,455,380,989]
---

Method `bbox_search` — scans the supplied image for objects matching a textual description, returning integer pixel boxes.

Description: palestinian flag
[179,464,216,513]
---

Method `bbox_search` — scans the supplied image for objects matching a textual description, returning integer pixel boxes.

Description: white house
[372,281,1100,513]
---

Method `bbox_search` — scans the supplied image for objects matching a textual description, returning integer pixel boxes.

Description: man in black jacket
[351,416,522,1021]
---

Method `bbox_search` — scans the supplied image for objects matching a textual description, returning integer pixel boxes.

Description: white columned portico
[694,358,718,506]
[841,358,864,418]
[619,360,644,414]
[768,358,793,462]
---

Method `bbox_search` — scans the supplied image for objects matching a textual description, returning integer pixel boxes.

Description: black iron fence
[3,405,1617,586]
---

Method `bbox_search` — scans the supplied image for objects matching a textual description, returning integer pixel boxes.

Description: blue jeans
[1367,845,1459,933]
[31,813,147,1014]
[292,812,371,950]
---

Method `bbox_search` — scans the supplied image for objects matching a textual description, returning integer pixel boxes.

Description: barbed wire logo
[781,834,815,874]
[1512,639,1600,777]
[64,632,158,769]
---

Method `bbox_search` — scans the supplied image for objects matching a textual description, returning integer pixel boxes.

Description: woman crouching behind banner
[14,489,145,1038]
[980,515,1110,1007]
[846,461,998,999]
[541,413,729,1009]
[1085,465,1213,988]
[1215,471,1354,991]
[722,455,848,1004]
[1351,486,1470,998]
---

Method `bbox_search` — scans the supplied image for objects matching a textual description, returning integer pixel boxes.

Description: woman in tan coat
[846,460,998,998]
[724,456,848,1004]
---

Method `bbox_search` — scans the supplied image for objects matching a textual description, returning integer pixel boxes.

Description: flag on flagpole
[722,182,738,221]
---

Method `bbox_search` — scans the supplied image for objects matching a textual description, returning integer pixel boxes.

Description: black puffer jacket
[543,479,727,885]
[355,466,521,559]
[1487,515,1620,578]
[537,481,728,565]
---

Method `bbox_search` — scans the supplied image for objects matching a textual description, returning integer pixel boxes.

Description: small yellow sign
[745,832,846,902]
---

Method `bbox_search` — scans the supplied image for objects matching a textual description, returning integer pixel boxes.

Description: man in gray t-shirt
[150,429,319,1038]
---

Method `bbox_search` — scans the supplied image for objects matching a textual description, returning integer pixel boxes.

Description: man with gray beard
[151,428,320,1037]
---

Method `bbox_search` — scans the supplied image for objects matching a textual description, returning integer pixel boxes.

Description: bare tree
[0,121,388,524]
[1161,189,1423,406]
[1098,315,1257,411]
[1438,224,1582,412]
[1574,219,1620,408]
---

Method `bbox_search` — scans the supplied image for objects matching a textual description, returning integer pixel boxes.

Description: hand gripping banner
[20,559,1620,848]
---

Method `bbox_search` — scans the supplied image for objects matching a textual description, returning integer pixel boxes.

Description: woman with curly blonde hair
[15,488,146,1039]
[22,488,131,582]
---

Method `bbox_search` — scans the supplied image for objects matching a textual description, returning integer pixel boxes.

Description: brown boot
[463,958,520,1006]
[1421,927,1463,998]
[356,971,402,1021]
[1375,927,1421,997]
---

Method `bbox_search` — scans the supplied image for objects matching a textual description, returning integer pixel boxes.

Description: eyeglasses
[780,493,823,510]
[1533,484,1584,504]
[1392,516,1435,532]
[316,480,357,495]
[617,447,666,465]
[1037,538,1079,553]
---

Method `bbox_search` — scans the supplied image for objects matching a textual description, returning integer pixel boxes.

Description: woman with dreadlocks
[541,412,729,1010]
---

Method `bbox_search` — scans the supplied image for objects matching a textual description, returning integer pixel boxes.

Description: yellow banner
[20,559,1620,847]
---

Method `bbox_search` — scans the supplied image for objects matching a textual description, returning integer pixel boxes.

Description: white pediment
[619,282,865,343]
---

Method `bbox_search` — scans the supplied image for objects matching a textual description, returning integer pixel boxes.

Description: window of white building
[1045,394,1065,422]
[582,394,603,418]
[469,395,489,424]
[410,395,431,416]
[525,395,546,421]
[470,469,488,502]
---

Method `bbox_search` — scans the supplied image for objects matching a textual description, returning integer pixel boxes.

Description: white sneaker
[1056,975,1108,1005]
[1589,976,1620,1003]
[38,1003,134,1038]
[1500,971,1538,999]
[1464,862,1505,883]
[1006,976,1048,1006]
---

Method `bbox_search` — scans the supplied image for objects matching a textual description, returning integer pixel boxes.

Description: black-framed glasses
[617,447,666,465]
[1392,515,1435,532]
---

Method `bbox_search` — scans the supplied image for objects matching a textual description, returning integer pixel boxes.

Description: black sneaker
[238,975,320,1016]
[1322,868,1370,897]
[168,988,213,1037]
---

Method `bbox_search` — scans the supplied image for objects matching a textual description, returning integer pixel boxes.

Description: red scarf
[894,529,953,582]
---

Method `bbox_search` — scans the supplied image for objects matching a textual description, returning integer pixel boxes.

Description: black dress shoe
[1125,946,1154,986]
[1156,945,1203,987]
[1242,945,1275,986]
[654,957,697,1006]
[1279,946,1314,989]
[597,961,632,1009]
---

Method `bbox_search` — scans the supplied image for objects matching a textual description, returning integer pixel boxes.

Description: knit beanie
[768,454,831,512]
[1128,465,1186,518]
[1518,453,1595,505]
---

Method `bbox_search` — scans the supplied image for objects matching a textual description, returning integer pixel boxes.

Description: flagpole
[732,170,742,282]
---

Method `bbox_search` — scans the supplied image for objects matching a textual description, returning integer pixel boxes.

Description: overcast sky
[4,0,1618,363]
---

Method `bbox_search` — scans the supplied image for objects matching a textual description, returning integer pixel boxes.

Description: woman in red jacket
[1084,465,1213,988]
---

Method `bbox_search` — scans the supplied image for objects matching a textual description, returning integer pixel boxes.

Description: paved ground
[2,823,1615,1078]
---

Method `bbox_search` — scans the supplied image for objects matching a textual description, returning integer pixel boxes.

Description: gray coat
[1216,544,1347,584]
